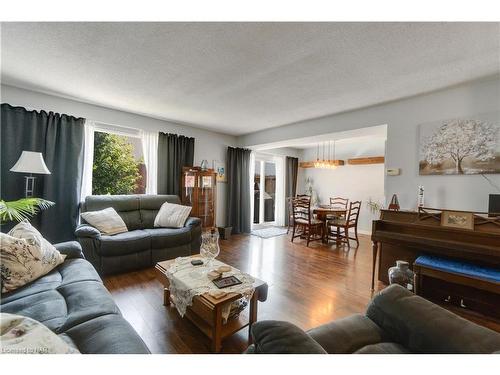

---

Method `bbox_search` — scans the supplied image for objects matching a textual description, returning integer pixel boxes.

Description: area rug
[251,227,288,239]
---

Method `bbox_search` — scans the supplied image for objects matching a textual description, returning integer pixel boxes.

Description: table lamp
[10,151,51,197]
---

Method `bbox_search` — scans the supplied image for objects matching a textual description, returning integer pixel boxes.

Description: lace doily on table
[166,257,255,321]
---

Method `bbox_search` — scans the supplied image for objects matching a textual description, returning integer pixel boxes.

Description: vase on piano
[388,261,415,291]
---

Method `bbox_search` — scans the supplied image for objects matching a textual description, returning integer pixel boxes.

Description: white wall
[240,76,500,212]
[1,84,237,226]
[255,147,303,159]
[297,141,386,233]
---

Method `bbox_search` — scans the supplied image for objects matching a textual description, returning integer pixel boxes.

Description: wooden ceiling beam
[347,156,385,165]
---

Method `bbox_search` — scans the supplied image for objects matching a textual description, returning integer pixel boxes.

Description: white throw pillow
[8,220,58,257]
[1,221,66,294]
[0,313,79,354]
[154,202,192,228]
[80,207,128,235]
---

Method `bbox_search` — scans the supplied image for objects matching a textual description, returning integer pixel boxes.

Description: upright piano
[371,208,500,324]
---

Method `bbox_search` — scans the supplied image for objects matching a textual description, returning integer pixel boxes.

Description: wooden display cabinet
[181,166,217,229]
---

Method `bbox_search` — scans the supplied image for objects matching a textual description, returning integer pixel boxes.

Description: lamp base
[24,176,36,198]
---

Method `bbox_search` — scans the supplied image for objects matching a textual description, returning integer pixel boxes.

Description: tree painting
[419,114,500,175]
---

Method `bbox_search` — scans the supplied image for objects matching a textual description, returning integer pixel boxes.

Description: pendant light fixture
[330,140,337,169]
[312,139,344,169]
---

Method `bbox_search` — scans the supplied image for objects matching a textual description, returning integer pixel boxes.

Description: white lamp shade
[10,151,51,174]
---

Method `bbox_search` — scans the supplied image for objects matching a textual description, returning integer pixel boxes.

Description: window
[92,127,146,195]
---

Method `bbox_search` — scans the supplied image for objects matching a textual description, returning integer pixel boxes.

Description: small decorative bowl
[217,265,231,273]
[207,270,221,280]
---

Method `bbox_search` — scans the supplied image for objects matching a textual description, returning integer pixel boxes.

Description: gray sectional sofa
[75,195,201,275]
[1,241,150,354]
[246,284,500,354]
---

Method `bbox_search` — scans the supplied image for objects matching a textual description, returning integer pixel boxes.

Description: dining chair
[327,197,349,220]
[329,197,349,209]
[327,200,362,247]
[296,194,311,200]
[291,196,324,247]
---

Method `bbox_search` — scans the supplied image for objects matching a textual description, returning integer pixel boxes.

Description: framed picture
[213,160,227,183]
[418,111,500,175]
[212,275,242,289]
[440,210,474,230]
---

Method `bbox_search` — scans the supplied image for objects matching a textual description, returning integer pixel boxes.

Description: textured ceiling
[1,22,499,135]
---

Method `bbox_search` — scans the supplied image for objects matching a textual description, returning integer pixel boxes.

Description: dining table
[312,205,347,244]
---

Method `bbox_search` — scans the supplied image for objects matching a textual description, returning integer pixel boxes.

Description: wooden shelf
[184,306,250,340]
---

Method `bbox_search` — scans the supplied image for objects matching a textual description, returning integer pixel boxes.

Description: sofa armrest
[75,224,101,239]
[307,314,384,353]
[185,217,201,229]
[249,320,327,354]
[54,241,85,259]
[366,284,500,353]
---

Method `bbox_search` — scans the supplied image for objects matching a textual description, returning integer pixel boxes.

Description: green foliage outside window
[92,132,142,195]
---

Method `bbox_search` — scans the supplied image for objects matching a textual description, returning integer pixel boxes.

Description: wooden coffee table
[155,256,268,353]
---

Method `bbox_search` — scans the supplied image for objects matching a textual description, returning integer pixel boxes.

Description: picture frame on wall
[418,111,500,176]
[213,160,227,183]
[440,210,474,231]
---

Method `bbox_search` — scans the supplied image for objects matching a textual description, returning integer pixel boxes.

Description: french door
[253,159,276,225]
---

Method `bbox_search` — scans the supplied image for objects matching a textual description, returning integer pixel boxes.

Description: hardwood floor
[103,232,499,353]
[103,232,381,353]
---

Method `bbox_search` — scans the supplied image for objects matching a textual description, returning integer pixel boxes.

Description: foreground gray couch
[246,284,500,354]
[1,242,150,354]
[76,194,202,275]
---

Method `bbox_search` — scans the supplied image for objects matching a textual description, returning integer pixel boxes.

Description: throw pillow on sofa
[1,221,66,294]
[80,207,128,235]
[1,313,79,354]
[154,202,192,228]
[8,220,58,256]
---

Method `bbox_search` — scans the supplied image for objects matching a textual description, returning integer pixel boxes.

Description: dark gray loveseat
[246,284,500,354]
[75,195,202,276]
[1,241,150,354]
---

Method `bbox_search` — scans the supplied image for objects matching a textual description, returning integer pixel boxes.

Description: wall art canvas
[418,111,500,175]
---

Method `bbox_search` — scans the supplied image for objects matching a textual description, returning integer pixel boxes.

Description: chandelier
[313,140,342,169]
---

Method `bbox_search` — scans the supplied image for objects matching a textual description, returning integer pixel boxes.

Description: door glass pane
[264,162,276,222]
[253,160,260,224]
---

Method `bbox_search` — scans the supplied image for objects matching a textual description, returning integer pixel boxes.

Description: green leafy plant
[92,132,142,195]
[0,198,55,224]
[366,198,384,215]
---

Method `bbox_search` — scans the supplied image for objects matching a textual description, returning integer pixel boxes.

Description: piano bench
[413,255,500,320]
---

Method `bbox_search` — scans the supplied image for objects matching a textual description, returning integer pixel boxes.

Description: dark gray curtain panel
[285,156,299,225]
[157,132,195,196]
[1,103,85,242]
[226,146,251,234]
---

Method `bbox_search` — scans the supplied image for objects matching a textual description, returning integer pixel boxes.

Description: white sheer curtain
[273,155,286,227]
[141,130,158,194]
[80,119,95,201]
[249,151,256,230]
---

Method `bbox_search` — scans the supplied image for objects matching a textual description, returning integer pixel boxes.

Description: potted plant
[366,198,384,216]
[0,198,54,224]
